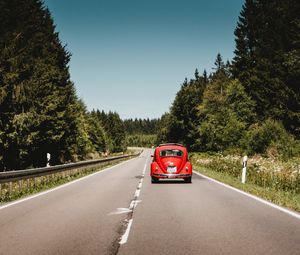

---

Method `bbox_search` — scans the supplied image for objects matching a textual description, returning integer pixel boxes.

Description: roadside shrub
[198,109,246,152]
[269,136,300,160]
[247,166,300,193]
[242,119,300,158]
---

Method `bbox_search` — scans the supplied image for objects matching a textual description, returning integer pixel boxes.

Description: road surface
[0,149,299,255]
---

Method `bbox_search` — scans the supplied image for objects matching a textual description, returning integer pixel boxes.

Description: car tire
[184,177,192,183]
[151,177,158,183]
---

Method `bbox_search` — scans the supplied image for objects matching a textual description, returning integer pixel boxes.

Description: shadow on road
[151,180,190,184]
[135,175,144,179]
[150,173,205,184]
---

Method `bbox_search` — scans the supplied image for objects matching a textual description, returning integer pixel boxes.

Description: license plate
[167,166,177,173]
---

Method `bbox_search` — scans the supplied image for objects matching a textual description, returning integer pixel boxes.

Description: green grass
[191,153,300,213]
[0,157,132,204]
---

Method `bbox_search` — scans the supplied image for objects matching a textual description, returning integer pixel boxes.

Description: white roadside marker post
[242,155,248,184]
[46,153,51,167]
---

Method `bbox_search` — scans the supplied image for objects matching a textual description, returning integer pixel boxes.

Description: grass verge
[191,154,300,213]
[0,157,133,205]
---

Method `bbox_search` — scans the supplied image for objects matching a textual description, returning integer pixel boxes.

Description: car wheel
[184,177,192,183]
[151,177,158,183]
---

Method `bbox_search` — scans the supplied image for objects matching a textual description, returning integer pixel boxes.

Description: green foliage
[155,113,172,144]
[0,0,111,169]
[123,118,160,135]
[123,117,160,148]
[0,0,80,169]
[242,119,300,159]
[126,134,157,148]
[105,112,126,152]
[196,74,255,152]
[232,0,300,137]
[225,80,256,124]
[92,110,126,153]
[86,113,106,153]
[157,71,207,149]
[198,108,246,152]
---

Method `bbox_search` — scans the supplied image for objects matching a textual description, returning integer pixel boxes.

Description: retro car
[150,143,192,183]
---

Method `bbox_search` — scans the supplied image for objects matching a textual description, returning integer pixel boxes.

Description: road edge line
[0,156,140,211]
[193,170,300,220]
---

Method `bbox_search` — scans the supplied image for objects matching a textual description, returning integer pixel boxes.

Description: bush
[242,119,300,158]
[198,109,246,152]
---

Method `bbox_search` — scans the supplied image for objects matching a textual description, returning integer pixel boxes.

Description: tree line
[123,118,160,135]
[157,0,300,158]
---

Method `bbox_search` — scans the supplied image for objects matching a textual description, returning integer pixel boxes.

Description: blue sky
[44,0,245,119]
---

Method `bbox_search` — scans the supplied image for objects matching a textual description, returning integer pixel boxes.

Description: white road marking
[137,182,142,189]
[0,157,139,211]
[129,200,135,210]
[119,219,133,245]
[134,189,141,198]
[109,208,133,215]
[118,156,149,245]
[128,200,141,210]
[193,171,300,220]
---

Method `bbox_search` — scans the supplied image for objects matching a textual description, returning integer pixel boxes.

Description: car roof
[158,143,183,147]
[156,143,186,151]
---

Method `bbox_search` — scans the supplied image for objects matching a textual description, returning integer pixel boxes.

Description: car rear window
[159,149,183,157]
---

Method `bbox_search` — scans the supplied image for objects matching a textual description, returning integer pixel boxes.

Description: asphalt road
[0,149,299,255]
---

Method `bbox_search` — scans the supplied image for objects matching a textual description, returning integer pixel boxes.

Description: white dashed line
[118,155,149,245]
[119,219,133,245]
[129,200,141,210]
[134,189,141,198]
[137,182,142,189]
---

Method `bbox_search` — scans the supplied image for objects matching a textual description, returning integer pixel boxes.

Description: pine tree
[232,0,258,80]
[214,53,225,71]
[232,0,300,137]
[203,69,208,84]
[210,54,231,96]
[194,68,200,80]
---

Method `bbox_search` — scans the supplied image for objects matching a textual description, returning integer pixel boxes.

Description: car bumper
[152,173,192,179]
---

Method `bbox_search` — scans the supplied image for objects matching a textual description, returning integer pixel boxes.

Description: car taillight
[185,166,189,171]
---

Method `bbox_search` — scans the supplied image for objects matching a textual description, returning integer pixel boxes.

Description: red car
[150,143,192,183]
